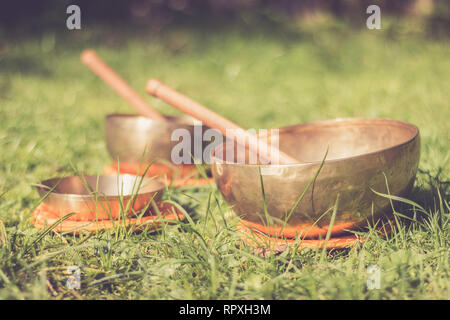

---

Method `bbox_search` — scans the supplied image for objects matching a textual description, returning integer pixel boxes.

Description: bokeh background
[1,0,449,36]
[0,0,449,299]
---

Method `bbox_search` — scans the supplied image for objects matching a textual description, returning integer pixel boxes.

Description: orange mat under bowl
[104,163,213,187]
[32,201,185,234]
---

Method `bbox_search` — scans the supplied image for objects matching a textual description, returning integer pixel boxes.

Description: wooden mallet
[146,79,298,165]
[81,50,165,121]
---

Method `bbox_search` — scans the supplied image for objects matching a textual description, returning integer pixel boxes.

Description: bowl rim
[35,174,165,200]
[210,117,420,167]
[105,113,199,126]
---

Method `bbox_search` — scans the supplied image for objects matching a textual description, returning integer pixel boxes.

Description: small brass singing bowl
[211,118,420,238]
[35,175,165,221]
[105,114,209,165]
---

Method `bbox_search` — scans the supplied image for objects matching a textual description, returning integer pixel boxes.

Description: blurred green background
[0,0,448,299]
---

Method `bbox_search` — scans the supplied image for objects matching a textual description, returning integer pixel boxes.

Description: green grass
[0,19,449,299]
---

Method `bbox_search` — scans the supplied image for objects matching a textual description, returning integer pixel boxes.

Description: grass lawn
[0,19,448,299]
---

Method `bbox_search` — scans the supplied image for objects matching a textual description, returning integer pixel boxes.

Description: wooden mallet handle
[81,50,165,121]
[146,79,297,164]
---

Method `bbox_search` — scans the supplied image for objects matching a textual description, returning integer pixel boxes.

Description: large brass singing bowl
[105,114,208,165]
[36,175,165,221]
[211,118,420,238]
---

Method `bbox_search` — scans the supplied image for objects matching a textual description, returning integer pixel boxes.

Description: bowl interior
[38,175,164,197]
[213,118,418,164]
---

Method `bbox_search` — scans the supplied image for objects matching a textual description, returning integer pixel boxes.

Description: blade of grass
[23,211,77,255]
[320,194,339,263]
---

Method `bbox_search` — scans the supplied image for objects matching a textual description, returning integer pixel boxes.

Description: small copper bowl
[35,175,165,221]
[105,114,210,165]
[211,118,420,238]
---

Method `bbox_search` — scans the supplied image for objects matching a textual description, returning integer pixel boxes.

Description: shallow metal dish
[35,175,165,221]
[105,114,209,165]
[211,118,420,238]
